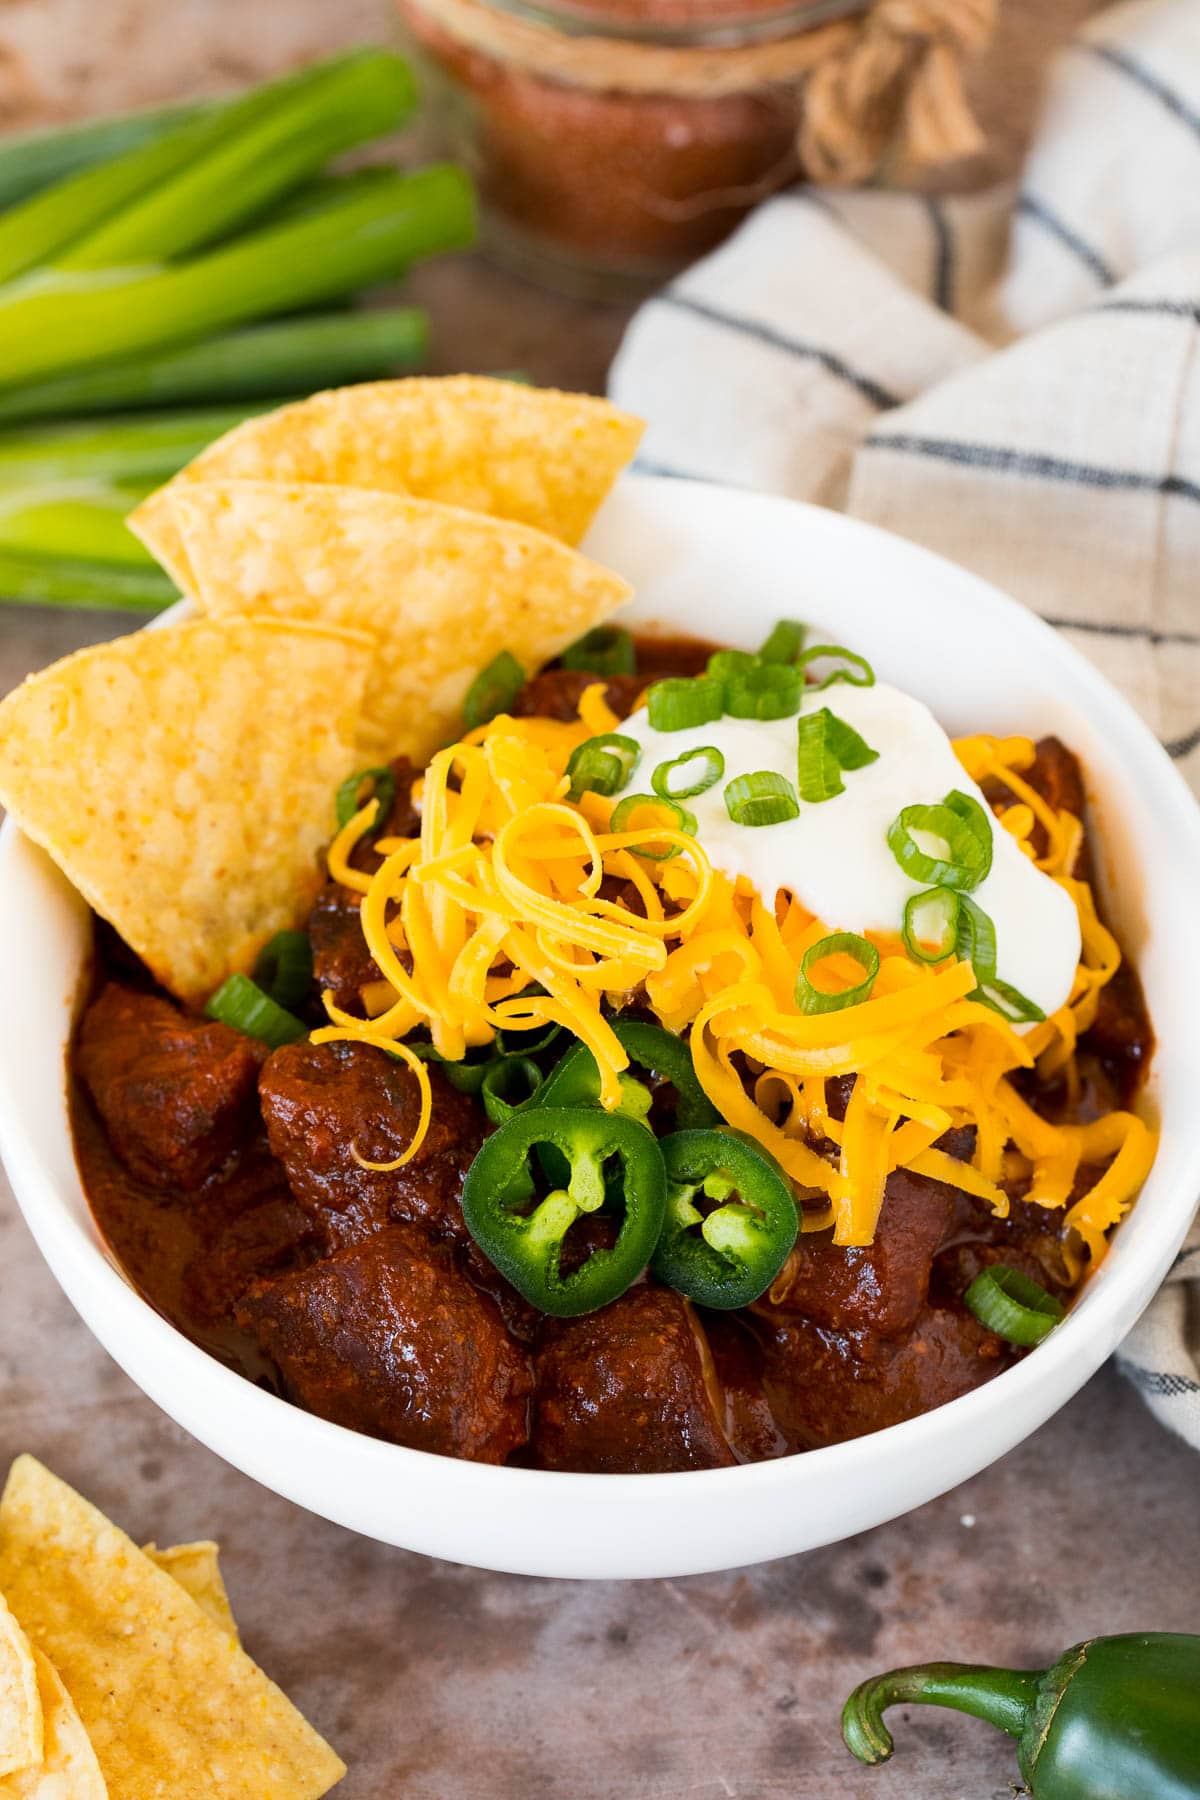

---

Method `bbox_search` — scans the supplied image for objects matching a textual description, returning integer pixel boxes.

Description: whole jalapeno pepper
[651,1129,798,1310]
[842,1632,1200,1799]
[461,1106,667,1317]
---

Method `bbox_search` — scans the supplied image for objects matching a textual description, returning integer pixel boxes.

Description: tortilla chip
[168,481,633,762]
[0,618,370,1003]
[144,1543,238,1640]
[0,1647,105,1800]
[0,1595,39,1779]
[129,376,643,587]
[0,1458,344,1800]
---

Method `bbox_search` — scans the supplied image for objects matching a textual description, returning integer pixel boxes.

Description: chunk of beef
[459,1238,543,1345]
[981,736,1087,872]
[184,1187,321,1333]
[512,668,643,723]
[933,1192,1073,1305]
[532,1285,735,1473]
[756,1304,1006,1451]
[77,984,264,1190]
[306,756,424,1010]
[258,1038,484,1246]
[306,883,378,1012]
[1028,736,1086,820]
[758,1168,957,1340]
[238,1223,531,1460]
[704,1313,785,1463]
[1080,961,1154,1104]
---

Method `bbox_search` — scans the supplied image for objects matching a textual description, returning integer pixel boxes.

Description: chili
[842,1633,1200,1799]
[460,1106,667,1317]
[651,1129,798,1310]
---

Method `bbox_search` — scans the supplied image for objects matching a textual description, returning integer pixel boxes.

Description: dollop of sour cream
[619,681,1081,1020]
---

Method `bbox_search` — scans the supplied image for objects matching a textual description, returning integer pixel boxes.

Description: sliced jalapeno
[461,1107,667,1317]
[480,1056,543,1125]
[651,1128,798,1309]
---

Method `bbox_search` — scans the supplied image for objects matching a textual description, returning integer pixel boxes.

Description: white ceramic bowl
[2,475,1198,1580]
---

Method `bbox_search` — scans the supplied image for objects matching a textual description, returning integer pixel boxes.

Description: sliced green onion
[610,792,697,858]
[724,771,800,828]
[205,973,307,1049]
[724,663,803,721]
[886,799,991,891]
[335,765,396,834]
[795,709,842,803]
[646,674,724,732]
[974,977,1046,1025]
[481,1056,543,1125]
[463,650,525,729]
[954,892,998,979]
[942,890,1045,1023]
[253,930,313,1011]
[825,711,880,771]
[706,649,757,683]
[964,1264,1064,1345]
[796,644,875,690]
[566,733,640,800]
[561,624,636,677]
[758,619,807,664]
[902,887,960,963]
[795,707,879,803]
[943,789,995,884]
[794,931,880,1014]
[651,745,725,801]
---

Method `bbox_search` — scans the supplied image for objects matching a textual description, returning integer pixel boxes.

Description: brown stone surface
[2,3,1195,1796]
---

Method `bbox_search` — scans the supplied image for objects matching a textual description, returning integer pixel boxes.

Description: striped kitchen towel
[610,0,1200,1448]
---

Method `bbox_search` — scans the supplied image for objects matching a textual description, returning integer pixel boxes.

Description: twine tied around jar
[401,0,997,186]
[802,0,997,182]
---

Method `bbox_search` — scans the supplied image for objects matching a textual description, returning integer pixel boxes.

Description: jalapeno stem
[841,1662,1042,1765]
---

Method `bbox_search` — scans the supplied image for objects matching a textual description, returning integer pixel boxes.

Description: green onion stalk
[0,405,272,485]
[0,307,428,424]
[0,549,174,610]
[0,99,214,211]
[0,50,390,284]
[0,164,475,390]
[57,50,417,270]
[0,484,154,566]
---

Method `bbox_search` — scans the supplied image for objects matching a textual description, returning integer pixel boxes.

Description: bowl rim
[2,471,1199,1575]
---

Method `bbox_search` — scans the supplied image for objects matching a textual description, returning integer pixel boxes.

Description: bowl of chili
[1,473,1198,1578]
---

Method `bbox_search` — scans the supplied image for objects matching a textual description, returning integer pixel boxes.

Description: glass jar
[397,0,865,297]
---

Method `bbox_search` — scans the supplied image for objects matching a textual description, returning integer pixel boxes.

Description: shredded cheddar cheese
[322,707,1154,1272]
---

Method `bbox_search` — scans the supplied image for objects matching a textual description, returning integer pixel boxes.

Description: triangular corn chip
[0,619,369,1003]
[144,1543,238,1640]
[167,480,633,761]
[0,1594,40,1779]
[129,375,644,588]
[0,1647,105,1799]
[0,1458,344,1800]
